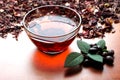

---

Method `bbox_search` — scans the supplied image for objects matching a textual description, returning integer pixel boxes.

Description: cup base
[38,48,67,55]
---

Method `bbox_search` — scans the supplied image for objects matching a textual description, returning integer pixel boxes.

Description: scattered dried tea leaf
[0,0,119,40]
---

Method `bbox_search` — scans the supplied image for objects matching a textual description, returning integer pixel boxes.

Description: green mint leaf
[97,39,106,49]
[102,49,108,52]
[64,52,84,67]
[87,54,103,63]
[77,40,90,54]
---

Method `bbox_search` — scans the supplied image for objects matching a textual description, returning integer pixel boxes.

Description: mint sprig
[64,39,106,67]
[97,39,106,49]
[64,52,84,67]
[77,40,90,54]
[87,54,103,63]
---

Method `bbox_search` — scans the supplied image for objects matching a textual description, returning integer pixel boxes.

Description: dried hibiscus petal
[0,0,119,40]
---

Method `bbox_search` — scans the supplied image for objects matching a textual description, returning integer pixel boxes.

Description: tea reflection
[32,48,71,72]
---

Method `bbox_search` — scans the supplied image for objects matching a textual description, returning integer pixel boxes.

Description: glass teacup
[22,5,82,54]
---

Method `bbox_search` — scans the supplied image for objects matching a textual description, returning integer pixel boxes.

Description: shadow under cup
[23,5,82,54]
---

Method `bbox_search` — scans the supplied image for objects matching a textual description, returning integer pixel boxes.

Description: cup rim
[22,5,82,38]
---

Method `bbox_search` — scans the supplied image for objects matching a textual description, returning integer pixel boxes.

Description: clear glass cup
[22,5,82,54]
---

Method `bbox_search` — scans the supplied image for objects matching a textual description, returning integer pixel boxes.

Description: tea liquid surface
[28,15,76,38]
[27,15,76,54]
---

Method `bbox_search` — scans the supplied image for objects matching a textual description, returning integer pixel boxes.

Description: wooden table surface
[0,23,120,80]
